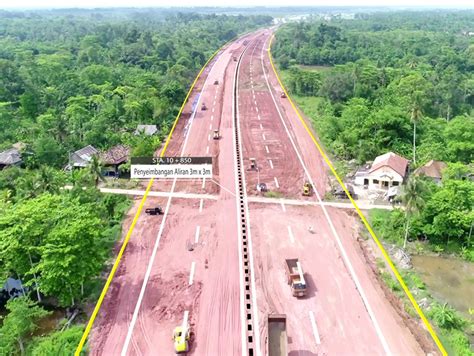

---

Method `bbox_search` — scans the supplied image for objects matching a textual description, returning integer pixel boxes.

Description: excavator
[302,181,312,196]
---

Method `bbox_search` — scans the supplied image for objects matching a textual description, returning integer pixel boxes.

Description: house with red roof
[354,152,409,190]
[414,160,447,184]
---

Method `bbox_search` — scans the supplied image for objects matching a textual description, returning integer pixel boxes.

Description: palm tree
[37,166,61,194]
[401,176,426,249]
[17,174,41,199]
[409,95,423,165]
[351,63,362,97]
[89,154,105,187]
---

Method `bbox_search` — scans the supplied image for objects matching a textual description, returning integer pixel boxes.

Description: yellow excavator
[173,326,190,354]
[302,181,312,196]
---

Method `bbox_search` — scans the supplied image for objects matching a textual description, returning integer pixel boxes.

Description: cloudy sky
[1,0,472,9]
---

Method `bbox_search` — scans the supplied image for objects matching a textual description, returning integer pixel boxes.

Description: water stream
[412,255,474,321]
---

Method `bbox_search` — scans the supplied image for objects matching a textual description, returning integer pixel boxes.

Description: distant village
[0,124,158,178]
[0,129,468,205]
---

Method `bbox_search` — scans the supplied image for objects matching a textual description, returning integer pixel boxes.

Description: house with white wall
[354,152,409,190]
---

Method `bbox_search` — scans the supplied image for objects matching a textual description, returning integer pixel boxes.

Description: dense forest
[272,11,473,246]
[0,10,271,355]
[273,11,473,354]
[273,12,473,164]
[0,11,271,162]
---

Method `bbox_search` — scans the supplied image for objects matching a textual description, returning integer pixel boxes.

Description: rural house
[0,147,22,170]
[135,124,158,136]
[100,144,130,177]
[68,145,99,169]
[354,152,409,190]
[414,160,447,184]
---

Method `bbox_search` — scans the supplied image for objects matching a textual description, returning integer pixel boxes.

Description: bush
[441,328,473,356]
[429,302,466,330]
[28,325,85,356]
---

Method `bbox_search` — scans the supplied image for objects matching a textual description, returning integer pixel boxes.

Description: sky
[1,0,473,9]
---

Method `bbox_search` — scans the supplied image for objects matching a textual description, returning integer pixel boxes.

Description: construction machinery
[173,326,190,354]
[257,182,268,193]
[214,80,219,85]
[280,92,287,98]
[267,314,287,356]
[233,56,237,62]
[213,129,220,140]
[201,103,207,111]
[302,181,312,196]
[249,158,257,171]
[285,258,307,297]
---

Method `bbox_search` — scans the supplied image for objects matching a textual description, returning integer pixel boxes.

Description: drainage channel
[233,39,260,356]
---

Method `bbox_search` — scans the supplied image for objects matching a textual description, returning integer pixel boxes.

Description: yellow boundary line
[74,43,225,356]
[267,34,447,356]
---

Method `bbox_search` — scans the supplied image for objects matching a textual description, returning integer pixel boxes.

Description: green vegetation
[0,10,271,161]
[273,12,473,164]
[264,191,283,198]
[274,12,474,253]
[369,164,474,252]
[376,255,473,355]
[273,11,474,354]
[0,9,272,355]
[0,297,51,355]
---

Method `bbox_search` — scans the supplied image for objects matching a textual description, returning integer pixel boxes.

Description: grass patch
[264,191,283,198]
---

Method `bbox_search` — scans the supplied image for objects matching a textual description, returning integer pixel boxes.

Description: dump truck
[285,258,307,297]
[233,56,237,61]
[267,314,287,356]
[213,129,220,140]
[280,92,287,98]
[201,103,207,111]
[173,326,190,354]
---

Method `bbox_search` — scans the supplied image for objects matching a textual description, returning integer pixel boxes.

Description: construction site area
[89,29,433,356]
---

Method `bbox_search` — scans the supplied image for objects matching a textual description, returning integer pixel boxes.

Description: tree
[31,136,65,168]
[0,194,65,302]
[0,193,111,306]
[409,94,423,165]
[37,205,107,306]
[28,326,85,356]
[421,179,474,245]
[401,176,426,248]
[0,297,51,355]
[443,116,474,164]
[88,155,105,187]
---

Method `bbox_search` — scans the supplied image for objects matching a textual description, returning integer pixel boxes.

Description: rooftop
[414,160,447,179]
[70,145,99,167]
[100,145,130,165]
[135,124,158,136]
[0,148,22,166]
[370,152,409,178]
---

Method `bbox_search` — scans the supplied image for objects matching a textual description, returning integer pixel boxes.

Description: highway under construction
[87,29,429,355]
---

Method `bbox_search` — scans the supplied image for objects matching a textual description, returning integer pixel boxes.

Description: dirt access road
[89,29,425,355]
